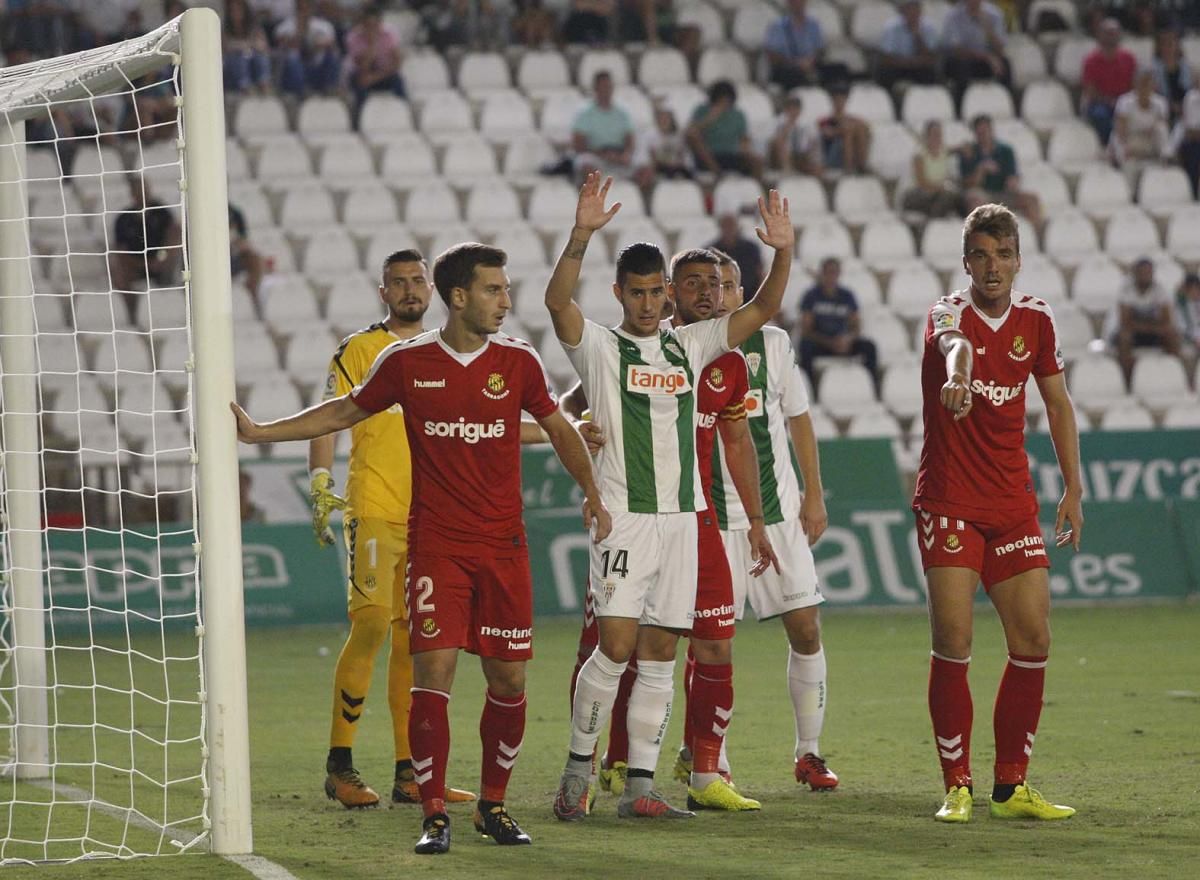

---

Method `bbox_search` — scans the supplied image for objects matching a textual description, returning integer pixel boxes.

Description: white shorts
[721,518,823,621]
[588,511,698,630]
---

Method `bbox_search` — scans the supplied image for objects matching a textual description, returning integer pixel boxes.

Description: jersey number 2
[601,549,629,579]
[414,576,436,613]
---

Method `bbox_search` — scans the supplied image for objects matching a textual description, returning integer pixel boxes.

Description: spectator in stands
[796,257,879,395]
[2,0,72,57]
[1176,85,1200,197]
[902,120,963,218]
[1080,18,1137,147]
[770,93,822,176]
[1176,272,1200,352]
[73,0,142,49]
[250,0,293,36]
[230,204,265,308]
[959,114,1041,225]
[939,0,1011,101]
[619,0,701,62]
[765,0,847,90]
[817,81,871,177]
[1110,68,1170,168]
[223,0,272,95]
[876,0,940,91]
[572,70,635,179]
[708,213,763,297]
[418,0,509,51]
[512,0,558,48]
[1151,27,1193,123]
[109,179,181,325]
[686,80,763,180]
[563,0,616,45]
[1112,257,1182,384]
[344,2,405,124]
[276,0,341,97]
[634,105,693,189]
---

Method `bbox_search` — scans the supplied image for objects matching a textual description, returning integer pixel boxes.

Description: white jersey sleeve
[560,318,604,380]
[769,328,810,418]
[675,313,732,370]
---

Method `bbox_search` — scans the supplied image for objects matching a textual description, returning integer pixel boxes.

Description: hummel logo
[976,347,986,355]
[414,378,445,388]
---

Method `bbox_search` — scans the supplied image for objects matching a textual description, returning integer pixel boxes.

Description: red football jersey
[695,351,750,508]
[913,291,1064,520]
[351,330,559,556]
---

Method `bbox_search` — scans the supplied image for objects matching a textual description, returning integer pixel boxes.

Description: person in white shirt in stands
[1109,256,1182,385]
[1173,86,1200,197]
[1110,68,1171,170]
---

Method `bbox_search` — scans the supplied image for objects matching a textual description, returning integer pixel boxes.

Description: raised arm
[726,190,794,349]
[545,171,622,347]
[538,408,612,542]
[232,396,369,444]
[717,417,779,575]
[1036,371,1083,551]
[936,331,974,421]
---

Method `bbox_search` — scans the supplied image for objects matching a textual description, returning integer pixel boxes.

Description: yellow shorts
[343,516,408,621]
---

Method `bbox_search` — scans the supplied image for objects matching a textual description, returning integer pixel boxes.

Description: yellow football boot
[934,785,974,823]
[989,784,1075,820]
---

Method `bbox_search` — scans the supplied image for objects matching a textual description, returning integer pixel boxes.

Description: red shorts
[407,552,533,660]
[914,506,1049,590]
[691,511,735,639]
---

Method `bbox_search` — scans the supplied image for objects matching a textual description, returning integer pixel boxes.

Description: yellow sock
[329,605,389,749]
[388,619,414,762]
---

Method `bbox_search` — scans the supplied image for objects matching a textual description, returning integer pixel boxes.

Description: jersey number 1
[601,549,629,579]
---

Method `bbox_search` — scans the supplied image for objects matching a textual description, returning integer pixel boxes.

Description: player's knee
[483,663,526,697]
[349,606,390,649]
[783,609,821,653]
[690,637,730,664]
[1008,626,1050,657]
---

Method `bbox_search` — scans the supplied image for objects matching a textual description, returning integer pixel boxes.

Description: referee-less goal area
[0,9,250,863]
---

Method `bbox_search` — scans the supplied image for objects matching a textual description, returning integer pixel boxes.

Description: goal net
[0,10,250,863]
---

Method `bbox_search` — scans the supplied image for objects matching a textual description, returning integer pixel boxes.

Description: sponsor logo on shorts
[483,371,510,399]
[690,603,736,620]
[414,378,446,388]
[420,618,441,639]
[480,626,533,639]
[944,534,963,554]
[1008,335,1031,362]
[993,534,1045,557]
[424,418,506,443]
[626,365,691,396]
[970,378,1023,406]
[508,641,531,650]
[782,591,810,602]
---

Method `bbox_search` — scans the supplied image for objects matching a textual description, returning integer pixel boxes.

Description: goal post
[0,7,251,861]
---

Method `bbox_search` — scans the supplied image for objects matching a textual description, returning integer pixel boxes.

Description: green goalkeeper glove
[309,469,346,547]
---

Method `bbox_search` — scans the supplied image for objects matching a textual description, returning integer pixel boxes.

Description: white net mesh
[0,18,211,863]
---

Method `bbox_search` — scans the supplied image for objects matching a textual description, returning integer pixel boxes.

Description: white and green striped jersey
[563,315,731,514]
[711,326,810,530]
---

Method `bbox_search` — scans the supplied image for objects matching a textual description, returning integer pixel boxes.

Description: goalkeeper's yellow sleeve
[309,468,346,547]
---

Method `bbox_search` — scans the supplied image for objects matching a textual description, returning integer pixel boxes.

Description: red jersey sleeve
[719,355,750,421]
[1032,302,1065,378]
[350,342,407,414]
[518,348,559,419]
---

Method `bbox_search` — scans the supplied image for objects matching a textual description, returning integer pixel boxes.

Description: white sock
[717,736,732,777]
[568,648,628,759]
[625,659,675,775]
[788,646,826,758]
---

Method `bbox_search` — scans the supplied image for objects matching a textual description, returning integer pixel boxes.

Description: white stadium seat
[1163,402,1200,428]
[1046,119,1103,174]
[458,51,512,96]
[516,50,571,95]
[901,85,955,129]
[880,360,923,419]
[1014,254,1066,301]
[732,0,777,50]
[1164,205,1200,263]
[359,95,415,146]
[849,0,893,47]
[1049,300,1095,359]
[1020,162,1072,214]
[1098,400,1154,431]
[846,407,903,439]
[815,361,877,419]
[314,135,376,189]
[401,51,452,96]
[464,180,522,233]
[832,176,889,225]
[1074,162,1131,219]
[228,181,274,228]
[492,223,548,271]
[417,90,475,142]
[649,179,706,232]
[696,46,751,85]
[1019,79,1074,133]
[736,84,776,134]
[478,91,537,142]
[1069,353,1129,414]
[233,95,288,142]
[440,136,499,182]
[296,97,352,142]
[1070,254,1124,317]
[403,181,462,231]
[637,47,690,88]
[809,0,845,39]
[1136,166,1194,220]
[653,84,707,131]
[712,175,763,217]
[528,178,580,232]
[501,133,559,187]
[252,135,312,184]
[539,89,587,143]
[790,86,833,127]
[1052,35,1095,87]
[837,258,882,311]
[886,260,944,321]
[613,85,655,129]
[342,186,400,228]
[867,121,918,181]
[1130,352,1194,413]
[278,184,337,231]
[961,81,1015,120]
[993,118,1042,164]
[299,228,359,277]
[864,309,912,365]
[1008,33,1049,88]
[858,217,916,270]
[776,175,830,225]
[798,216,854,269]
[378,134,438,189]
[677,1,725,47]
[1102,207,1160,265]
[578,49,632,87]
[1041,209,1099,268]
[920,218,966,273]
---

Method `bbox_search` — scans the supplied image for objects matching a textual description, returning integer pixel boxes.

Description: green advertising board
[1026,429,1200,503]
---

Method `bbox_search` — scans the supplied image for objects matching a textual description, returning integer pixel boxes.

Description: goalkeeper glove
[309,468,346,547]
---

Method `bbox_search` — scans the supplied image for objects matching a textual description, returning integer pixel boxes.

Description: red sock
[993,653,1047,785]
[603,657,637,767]
[689,661,733,775]
[409,688,450,818]
[928,653,973,790]
[682,645,697,753]
[479,690,526,803]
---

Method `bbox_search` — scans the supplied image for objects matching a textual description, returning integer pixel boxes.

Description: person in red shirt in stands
[1080,18,1137,146]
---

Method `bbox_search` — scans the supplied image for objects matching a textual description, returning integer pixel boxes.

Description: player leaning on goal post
[549,172,795,820]
[233,243,611,855]
[307,249,473,809]
[914,204,1083,824]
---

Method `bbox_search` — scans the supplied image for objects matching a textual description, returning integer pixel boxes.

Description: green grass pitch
[3,603,1197,879]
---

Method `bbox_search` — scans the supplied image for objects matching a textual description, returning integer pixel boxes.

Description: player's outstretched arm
[539,408,612,542]
[231,396,368,445]
[726,190,793,349]
[717,418,780,576]
[937,332,974,421]
[788,412,828,546]
[545,171,621,347]
[1036,371,1084,551]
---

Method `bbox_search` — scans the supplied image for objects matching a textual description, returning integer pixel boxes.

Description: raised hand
[575,170,622,233]
[753,189,793,252]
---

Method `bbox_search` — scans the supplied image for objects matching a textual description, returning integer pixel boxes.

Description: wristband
[310,467,332,482]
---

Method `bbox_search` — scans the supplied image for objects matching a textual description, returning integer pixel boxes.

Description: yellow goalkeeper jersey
[323,323,411,522]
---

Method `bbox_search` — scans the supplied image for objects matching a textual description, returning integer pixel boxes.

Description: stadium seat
[607,217,669,263]
[1150,253,1184,295]
[867,121,918,181]
[244,374,304,423]
[296,97,352,143]
[577,277,624,326]
[673,217,720,251]
[808,404,839,440]
[359,95,415,146]
[1051,35,1094,87]
[637,47,690,88]
[361,229,419,278]
[1014,253,1066,300]
[1125,35,1154,68]
[1007,33,1049,88]
[1136,166,1194,220]
[417,90,475,143]
[404,178,464,231]
[1162,401,1200,428]
[1102,207,1160,265]
[993,117,1042,165]
[342,186,400,227]
[886,260,943,321]
[1069,353,1129,414]
[696,46,751,85]
[492,223,548,272]
[1019,79,1074,134]
[900,85,955,129]
[1050,300,1096,360]
[326,271,387,332]
[790,86,833,127]
[1046,119,1103,174]
[1166,206,1200,263]
[809,0,846,39]
[798,216,854,269]
[849,0,893,47]
[611,84,654,130]
[458,51,512,96]
[528,178,580,232]
[735,84,776,134]
[227,181,274,228]
[536,336,578,390]
[919,218,965,273]
[578,49,632,87]
[832,176,889,225]
[1098,400,1154,431]
[299,228,360,277]
[712,175,763,217]
[653,84,707,131]
[845,82,895,124]
[859,217,916,270]
[278,184,337,231]
[1042,209,1100,268]
[501,133,559,187]
[1074,162,1131,219]
[441,135,499,182]
[464,180,522,233]
[478,91,537,143]
[539,89,588,143]
[649,179,706,232]
[1130,352,1194,413]
[401,51,452,96]
[846,407,903,439]
[69,290,120,336]
[251,135,313,184]
[676,1,726,46]
[864,309,912,365]
[378,134,438,189]
[516,50,571,96]
[880,360,923,419]
[260,275,321,332]
[731,0,776,50]
[776,175,830,225]
[815,361,877,419]
[837,258,883,311]
[314,135,376,190]
[1070,253,1124,317]
[1020,162,1072,215]
[232,95,288,142]
[250,226,298,273]
[1032,405,1092,434]
[961,81,1015,120]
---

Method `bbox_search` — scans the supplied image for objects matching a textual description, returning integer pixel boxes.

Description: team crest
[420,618,441,638]
[745,352,762,375]
[706,366,726,392]
[944,534,963,554]
[364,575,377,591]
[483,371,510,399]
[664,341,685,361]
[1008,335,1031,362]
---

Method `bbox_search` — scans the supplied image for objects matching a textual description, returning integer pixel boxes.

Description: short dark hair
[381,248,425,281]
[432,243,507,304]
[709,247,741,284]
[669,247,719,283]
[615,242,666,287]
[971,113,993,129]
[593,70,612,87]
[962,204,1019,255]
[707,79,737,104]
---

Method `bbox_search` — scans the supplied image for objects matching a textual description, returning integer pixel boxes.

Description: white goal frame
[0,8,251,856]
